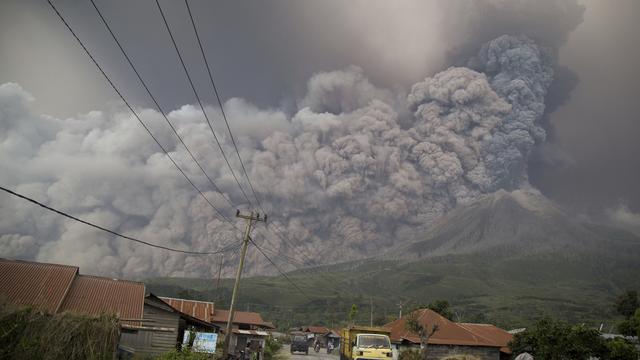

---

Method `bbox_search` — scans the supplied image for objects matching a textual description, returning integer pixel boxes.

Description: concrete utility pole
[370,297,373,327]
[214,253,224,303]
[397,301,403,319]
[223,210,266,359]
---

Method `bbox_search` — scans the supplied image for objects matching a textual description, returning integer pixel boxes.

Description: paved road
[279,344,339,360]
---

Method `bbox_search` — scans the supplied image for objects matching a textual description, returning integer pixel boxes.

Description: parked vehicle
[339,326,393,360]
[314,342,321,353]
[290,334,309,355]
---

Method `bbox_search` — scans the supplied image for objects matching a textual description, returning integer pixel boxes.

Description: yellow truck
[339,326,393,360]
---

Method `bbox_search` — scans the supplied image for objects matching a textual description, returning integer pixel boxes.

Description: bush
[603,338,639,360]
[264,336,282,360]
[0,303,119,360]
[398,348,421,360]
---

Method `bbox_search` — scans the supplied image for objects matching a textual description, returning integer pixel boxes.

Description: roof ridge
[0,258,79,270]
[75,274,144,285]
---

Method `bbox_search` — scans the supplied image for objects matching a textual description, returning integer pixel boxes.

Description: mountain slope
[146,190,640,330]
[395,189,639,260]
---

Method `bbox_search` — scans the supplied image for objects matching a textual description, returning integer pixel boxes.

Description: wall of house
[395,344,500,360]
[119,304,180,356]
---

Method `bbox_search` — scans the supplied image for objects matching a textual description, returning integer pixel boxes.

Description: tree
[509,318,606,360]
[614,290,639,318]
[348,304,358,325]
[602,337,639,360]
[405,311,439,360]
[427,300,453,320]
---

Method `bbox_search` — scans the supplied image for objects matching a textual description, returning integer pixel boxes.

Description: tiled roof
[458,323,513,353]
[0,258,78,313]
[384,309,512,352]
[159,297,215,322]
[58,275,145,321]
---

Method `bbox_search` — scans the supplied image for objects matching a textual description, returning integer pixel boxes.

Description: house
[160,296,274,358]
[298,326,331,346]
[0,259,218,357]
[384,309,513,360]
[119,294,219,357]
[323,329,341,348]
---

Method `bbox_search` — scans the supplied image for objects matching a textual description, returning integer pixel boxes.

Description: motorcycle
[326,345,333,354]
[314,343,321,353]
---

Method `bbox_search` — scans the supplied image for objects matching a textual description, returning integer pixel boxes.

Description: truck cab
[340,326,393,360]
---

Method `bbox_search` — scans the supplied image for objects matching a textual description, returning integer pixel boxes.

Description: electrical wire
[155,0,253,207]
[184,0,263,209]
[45,0,235,227]
[89,0,234,208]
[249,238,313,301]
[0,185,240,255]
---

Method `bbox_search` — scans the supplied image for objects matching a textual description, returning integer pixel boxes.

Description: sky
[1,0,640,278]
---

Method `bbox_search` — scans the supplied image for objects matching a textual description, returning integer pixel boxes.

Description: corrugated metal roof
[384,309,512,351]
[303,326,331,334]
[211,309,274,328]
[58,275,145,321]
[0,258,78,313]
[159,297,215,322]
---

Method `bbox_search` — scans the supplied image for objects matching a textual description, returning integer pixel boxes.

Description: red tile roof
[0,258,78,313]
[58,275,145,321]
[384,309,513,352]
[159,297,215,322]
[458,323,513,353]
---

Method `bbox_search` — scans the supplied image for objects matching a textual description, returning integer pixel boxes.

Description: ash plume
[0,32,557,277]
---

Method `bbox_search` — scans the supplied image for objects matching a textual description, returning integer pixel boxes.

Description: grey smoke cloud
[0,33,556,277]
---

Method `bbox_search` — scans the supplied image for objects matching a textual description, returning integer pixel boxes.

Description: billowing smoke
[0,32,558,278]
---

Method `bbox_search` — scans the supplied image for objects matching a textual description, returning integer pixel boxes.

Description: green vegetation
[264,336,282,360]
[146,250,640,330]
[398,348,421,360]
[509,318,639,360]
[614,290,640,337]
[0,303,119,360]
[153,348,213,360]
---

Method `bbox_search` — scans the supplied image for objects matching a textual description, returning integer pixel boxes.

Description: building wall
[395,344,500,360]
[119,304,180,356]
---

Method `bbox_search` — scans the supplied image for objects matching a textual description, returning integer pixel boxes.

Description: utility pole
[397,301,403,319]
[370,298,373,327]
[223,210,266,359]
[214,253,224,303]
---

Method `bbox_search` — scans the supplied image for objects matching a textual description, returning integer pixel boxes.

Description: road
[279,344,339,360]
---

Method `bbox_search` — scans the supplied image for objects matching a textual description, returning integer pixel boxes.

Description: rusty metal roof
[0,258,78,313]
[159,296,215,322]
[211,309,274,328]
[58,275,145,321]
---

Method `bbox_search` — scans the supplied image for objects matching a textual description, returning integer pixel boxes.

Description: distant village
[3,257,638,360]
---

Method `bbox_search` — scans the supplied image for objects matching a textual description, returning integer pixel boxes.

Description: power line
[184,0,263,209]
[0,185,240,255]
[45,0,235,227]
[249,238,313,302]
[88,0,234,209]
[155,0,253,207]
